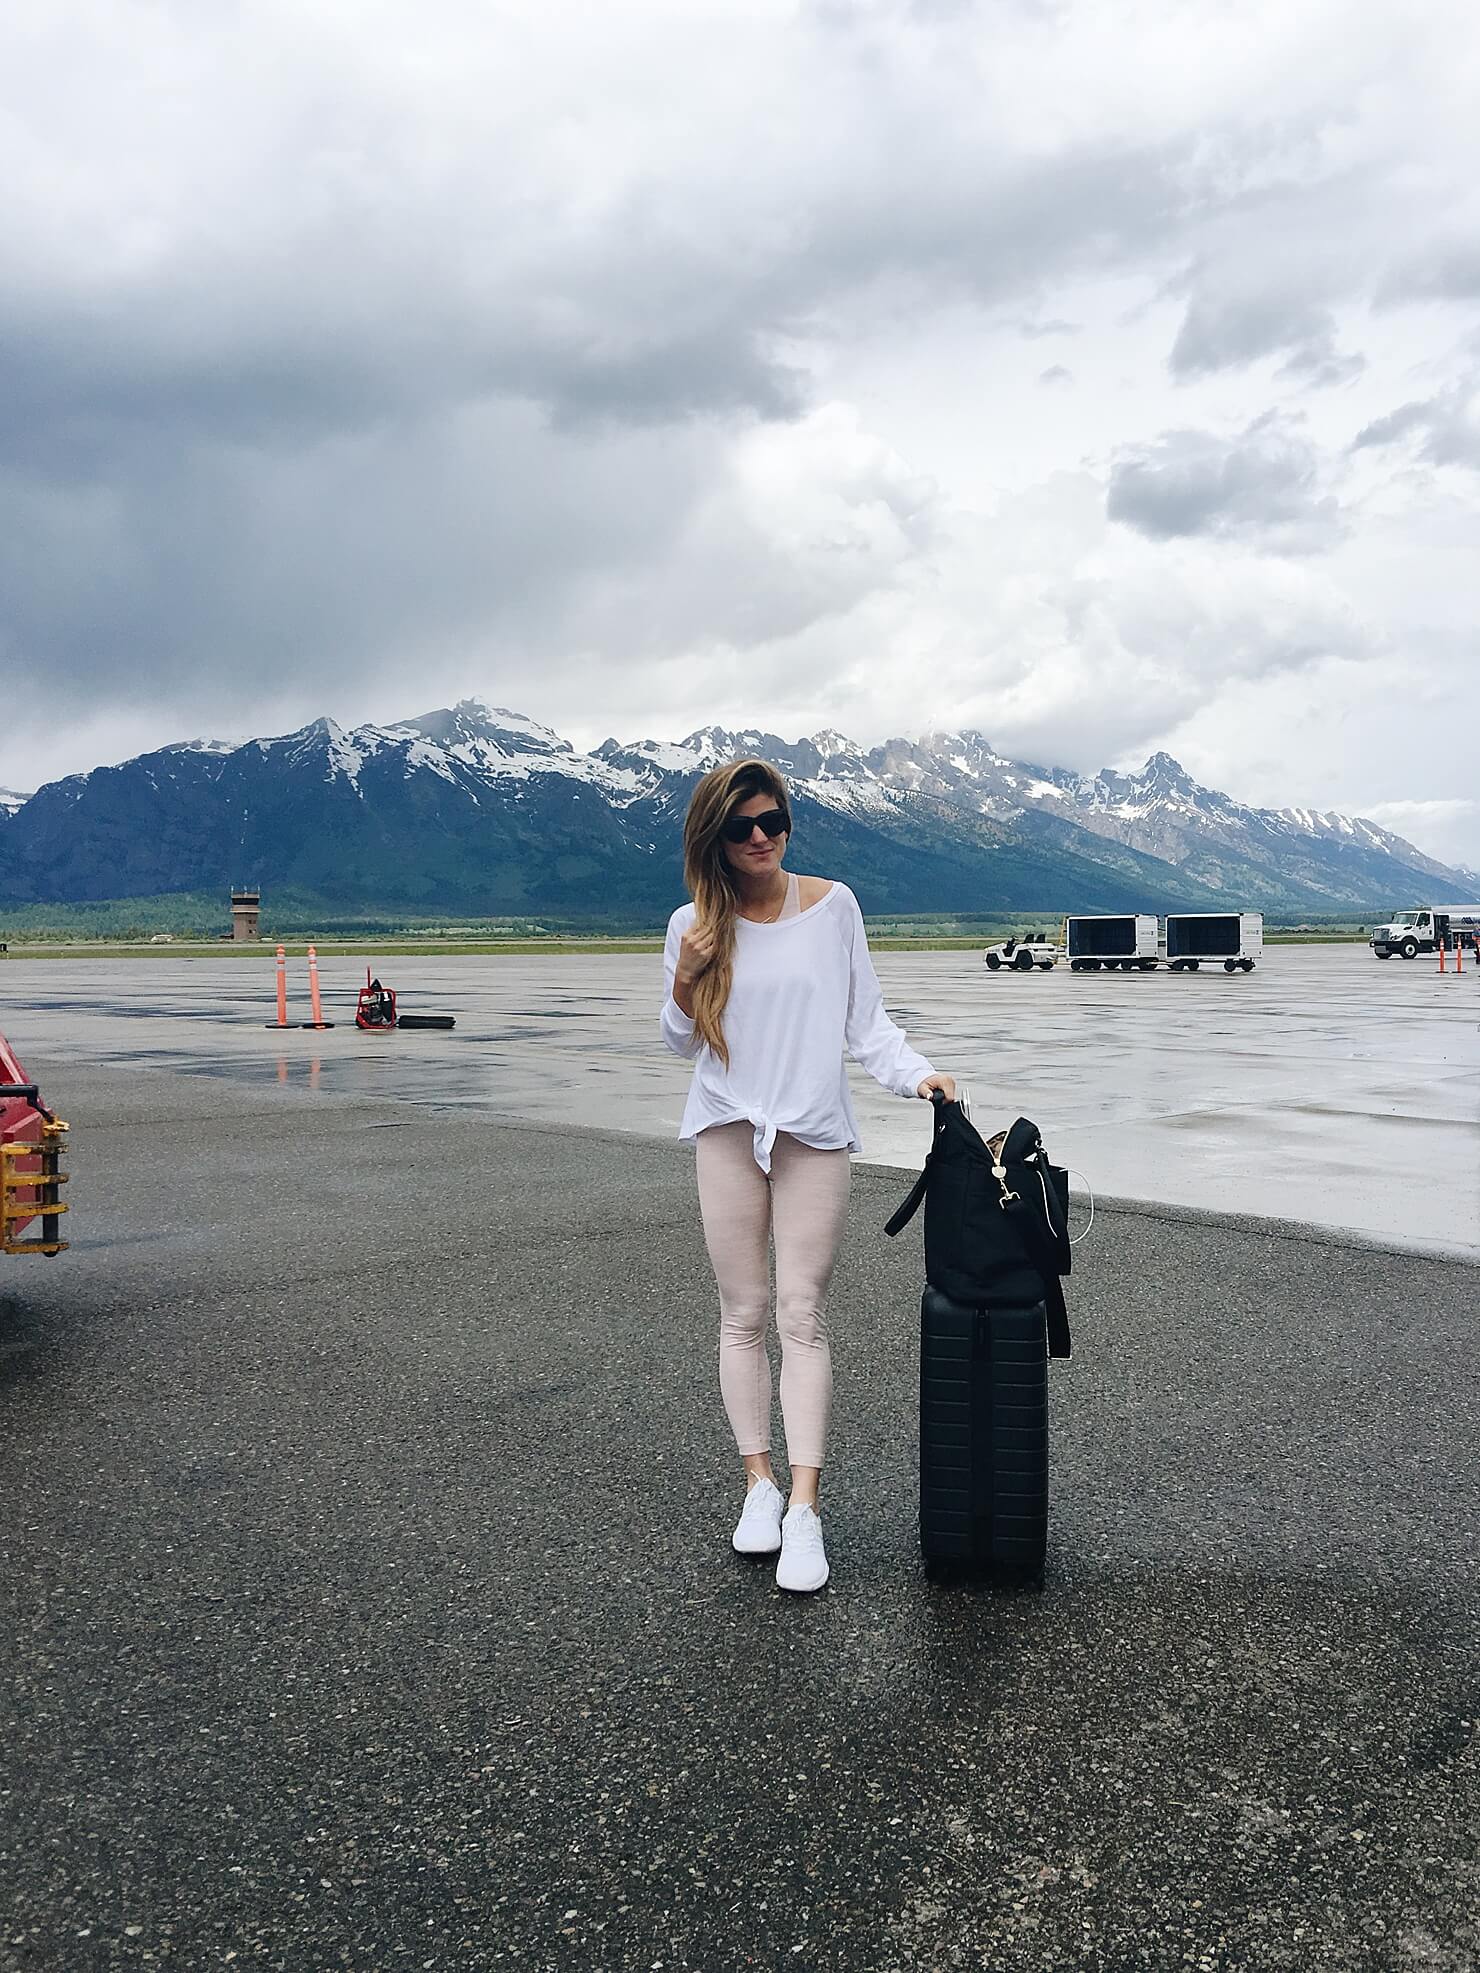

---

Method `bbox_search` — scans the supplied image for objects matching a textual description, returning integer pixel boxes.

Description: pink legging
[694,1123,852,1470]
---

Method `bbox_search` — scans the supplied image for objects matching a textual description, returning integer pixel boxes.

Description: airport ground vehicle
[1370,906,1480,959]
[1165,911,1263,973]
[1065,914,1159,971]
[1,1030,69,1256]
[983,935,1057,972]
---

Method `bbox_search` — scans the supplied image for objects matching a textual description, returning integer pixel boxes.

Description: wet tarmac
[3,942,1475,1254]
[2,1065,1477,1971]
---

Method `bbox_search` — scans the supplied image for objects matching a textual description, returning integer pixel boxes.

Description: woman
[660,758,955,1593]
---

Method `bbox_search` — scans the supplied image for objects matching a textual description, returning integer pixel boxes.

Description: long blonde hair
[682,758,792,1068]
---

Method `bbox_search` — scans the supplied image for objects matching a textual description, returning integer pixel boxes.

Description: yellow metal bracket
[1,1118,70,1256]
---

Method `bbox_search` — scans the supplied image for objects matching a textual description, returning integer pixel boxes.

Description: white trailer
[1165,911,1264,973]
[1370,905,1480,960]
[1065,914,1159,971]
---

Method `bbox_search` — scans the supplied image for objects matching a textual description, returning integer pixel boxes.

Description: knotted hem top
[659,879,935,1173]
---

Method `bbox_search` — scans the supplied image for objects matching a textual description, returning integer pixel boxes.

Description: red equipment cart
[1,1030,69,1257]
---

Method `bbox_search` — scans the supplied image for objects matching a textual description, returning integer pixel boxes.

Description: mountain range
[1,700,1473,921]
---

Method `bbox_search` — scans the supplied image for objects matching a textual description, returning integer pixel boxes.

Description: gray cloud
[0,0,1475,823]
[1168,283,1367,387]
[1170,292,1338,379]
[1277,342,1366,390]
[0,5,1216,480]
[1158,153,1390,387]
[1377,239,1480,306]
[0,403,723,711]
[1037,365,1074,387]
[1106,413,1343,551]
[1352,384,1480,471]
[0,8,1221,752]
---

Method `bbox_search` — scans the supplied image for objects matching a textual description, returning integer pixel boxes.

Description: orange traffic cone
[305,945,334,1030]
[265,944,290,1027]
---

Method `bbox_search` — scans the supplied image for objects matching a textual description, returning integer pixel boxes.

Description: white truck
[1370,906,1480,960]
[1064,914,1160,971]
[1164,911,1264,973]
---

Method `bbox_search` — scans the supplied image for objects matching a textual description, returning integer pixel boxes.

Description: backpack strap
[884,1091,950,1237]
[1012,1154,1072,1276]
[997,1139,1073,1358]
[884,1160,931,1237]
[1043,1275,1072,1360]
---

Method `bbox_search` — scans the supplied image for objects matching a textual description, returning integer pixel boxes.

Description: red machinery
[353,968,455,1032]
[355,970,398,1031]
[1,1030,69,1257]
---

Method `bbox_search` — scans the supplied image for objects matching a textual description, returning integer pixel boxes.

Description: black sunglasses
[722,807,790,844]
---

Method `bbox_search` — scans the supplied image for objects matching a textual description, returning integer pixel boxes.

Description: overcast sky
[3,0,1478,865]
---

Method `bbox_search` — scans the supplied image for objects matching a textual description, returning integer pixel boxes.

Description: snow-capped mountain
[595,724,1475,905]
[1012,751,1479,899]
[1272,804,1463,877]
[0,700,1470,917]
[0,787,31,816]
[179,704,640,801]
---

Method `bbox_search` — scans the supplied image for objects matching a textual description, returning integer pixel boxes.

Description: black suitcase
[919,1286,1049,1583]
[887,1103,1070,1586]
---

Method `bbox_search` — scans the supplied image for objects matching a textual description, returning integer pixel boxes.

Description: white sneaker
[732,1476,784,1555]
[776,1503,829,1593]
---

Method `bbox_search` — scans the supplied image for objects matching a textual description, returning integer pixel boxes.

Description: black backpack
[885,1100,1072,1358]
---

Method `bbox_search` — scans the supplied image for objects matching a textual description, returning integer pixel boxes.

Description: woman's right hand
[676,922,719,985]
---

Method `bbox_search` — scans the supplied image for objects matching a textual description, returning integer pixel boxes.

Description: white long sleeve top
[660,880,936,1172]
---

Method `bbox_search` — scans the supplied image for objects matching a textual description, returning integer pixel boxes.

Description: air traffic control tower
[231,889,262,941]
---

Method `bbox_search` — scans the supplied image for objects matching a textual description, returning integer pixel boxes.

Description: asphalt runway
[2,1064,1477,1971]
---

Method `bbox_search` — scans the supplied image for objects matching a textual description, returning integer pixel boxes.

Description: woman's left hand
[916,1073,957,1102]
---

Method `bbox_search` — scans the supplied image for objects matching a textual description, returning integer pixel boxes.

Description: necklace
[743,873,789,923]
